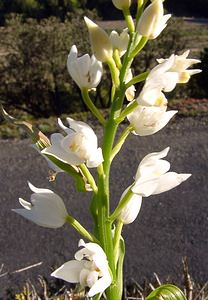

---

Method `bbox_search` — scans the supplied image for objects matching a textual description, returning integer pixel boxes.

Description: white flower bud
[137,0,171,39]
[112,0,131,10]
[118,188,142,224]
[84,17,113,62]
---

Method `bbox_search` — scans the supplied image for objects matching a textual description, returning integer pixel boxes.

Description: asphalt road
[0,117,207,297]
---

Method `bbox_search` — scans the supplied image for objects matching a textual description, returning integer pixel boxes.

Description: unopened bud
[84,17,113,62]
[137,0,171,39]
[118,188,142,224]
[112,0,131,10]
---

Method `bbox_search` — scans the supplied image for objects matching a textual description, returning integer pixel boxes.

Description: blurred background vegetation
[0,0,207,120]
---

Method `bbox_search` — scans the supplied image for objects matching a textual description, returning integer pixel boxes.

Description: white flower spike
[137,0,171,39]
[118,188,142,224]
[12,182,68,228]
[42,118,103,168]
[109,29,129,57]
[51,239,112,297]
[127,104,177,136]
[112,0,131,10]
[131,147,191,197]
[67,45,103,90]
[84,17,113,62]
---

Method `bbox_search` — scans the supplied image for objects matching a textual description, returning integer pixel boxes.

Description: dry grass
[3,258,207,300]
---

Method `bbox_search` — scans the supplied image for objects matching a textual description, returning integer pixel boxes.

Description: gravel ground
[0,117,207,297]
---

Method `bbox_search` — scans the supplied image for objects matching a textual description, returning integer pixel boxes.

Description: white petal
[86,148,104,168]
[86,270,99,288]
[131,177,159,197]
[139,147,170,166]
[51,260,85,283]
[27,182,53,194]
[152,172,192,194]
[19,198,31,210]
[42,135,83,166]
[88,274,112,297]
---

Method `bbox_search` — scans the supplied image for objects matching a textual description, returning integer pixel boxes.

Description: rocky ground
[0,116,207,298]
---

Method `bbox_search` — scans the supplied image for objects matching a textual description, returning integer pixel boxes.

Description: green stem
[81,88,106,126]
[110,125,133,162]
[65,215,99,243]
[129,36,148,60]
[109,187,134,222]
[136,0,145,26]
[125,71,149,89]
[113,220,124,268]
[107,57,120,88]
[116,100,139,123]
[79,164,98,194]
[113,49,122,70]
[123,7,135,33]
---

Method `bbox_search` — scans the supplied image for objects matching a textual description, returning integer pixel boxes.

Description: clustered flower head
[51,239,112,297]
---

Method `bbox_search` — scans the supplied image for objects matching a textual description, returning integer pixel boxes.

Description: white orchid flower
[146,51,201,93]
[156,50,202,84]
[42,118,103,168]
[125,69,136,101]
[112,0,131,10]
[127,103,177,136]
[137,0,171,39]
[12,182,68,228]
[137,83,168,108]
[84,17,113,62]
[131,147,191,197]
[109,29,129,57]
[51,239,112,297]
[137,50,201,107]
[118,188,142,224]
[67,45,103,90]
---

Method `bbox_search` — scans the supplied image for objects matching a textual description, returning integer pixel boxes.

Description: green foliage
[0,14,90,117]
[146,284,187,300]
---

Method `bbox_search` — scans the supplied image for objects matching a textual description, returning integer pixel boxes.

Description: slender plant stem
[129,36,148,60]
[107,57,120,88]
[79,164,98,193]
[81,88,106,126]
[111,125,133,162]
[113,220,124,268]
[116,100,139,123]
[123,7,135,33]
[113,49,122,70]
[125,71,149,89]
[65,215,99,243]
